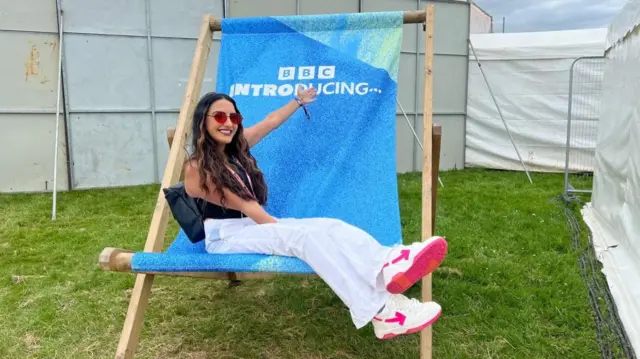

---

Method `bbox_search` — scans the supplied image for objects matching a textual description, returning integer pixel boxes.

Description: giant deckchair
[99,6,440,359]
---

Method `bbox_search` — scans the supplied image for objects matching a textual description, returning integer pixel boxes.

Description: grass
[0,169,605,358]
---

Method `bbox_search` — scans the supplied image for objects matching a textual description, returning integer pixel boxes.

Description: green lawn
[0,169,605,358]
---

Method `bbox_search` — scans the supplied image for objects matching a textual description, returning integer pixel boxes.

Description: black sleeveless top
[198,157,252,220]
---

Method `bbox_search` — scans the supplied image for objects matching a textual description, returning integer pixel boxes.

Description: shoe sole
[386,236,448,294]
[377,308,442,340]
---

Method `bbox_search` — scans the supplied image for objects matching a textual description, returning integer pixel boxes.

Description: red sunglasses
[208,111,243,125]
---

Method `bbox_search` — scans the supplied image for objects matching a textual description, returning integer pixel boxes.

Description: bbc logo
[278,66,336,80]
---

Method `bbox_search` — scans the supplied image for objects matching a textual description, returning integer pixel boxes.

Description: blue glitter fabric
[132,230,314,273]
[131,11,404,274]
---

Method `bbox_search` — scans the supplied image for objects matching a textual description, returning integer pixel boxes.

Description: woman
[183,86,449,340]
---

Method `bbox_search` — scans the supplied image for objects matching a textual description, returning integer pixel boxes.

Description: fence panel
[59,0,223,189]
[564,56,606,196]
[0,0,69,193]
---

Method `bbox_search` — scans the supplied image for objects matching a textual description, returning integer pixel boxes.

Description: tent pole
[51,7,64,220]
[468,39,533,183]
[144,0,160,183]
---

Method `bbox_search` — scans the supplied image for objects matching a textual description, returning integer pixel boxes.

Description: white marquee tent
[465,27,608,173]
[582,0,640,355]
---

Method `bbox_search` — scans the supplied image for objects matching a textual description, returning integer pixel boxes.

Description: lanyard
[224,159,255,200]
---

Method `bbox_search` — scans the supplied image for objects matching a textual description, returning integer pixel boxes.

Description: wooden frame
[99,7,438,359]
[421,7,436,359]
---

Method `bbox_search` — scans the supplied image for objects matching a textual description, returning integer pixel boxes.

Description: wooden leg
[166,126,175,145]
[112,15,216,359]
[165,127,187,182]
[431,124,442,234]
[420,5,435,359]
[227,272,243,288]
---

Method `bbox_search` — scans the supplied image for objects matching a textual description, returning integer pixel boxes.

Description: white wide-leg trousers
[204,217,393,328]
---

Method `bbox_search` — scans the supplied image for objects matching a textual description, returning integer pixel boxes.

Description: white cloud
[473,0,627,32]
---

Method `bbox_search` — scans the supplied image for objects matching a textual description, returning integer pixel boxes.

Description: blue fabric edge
[131,251,316,274]
[220,11,404,35]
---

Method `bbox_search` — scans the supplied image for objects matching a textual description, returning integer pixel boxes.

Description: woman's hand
[241,201,278,224]
[296,85,317,105]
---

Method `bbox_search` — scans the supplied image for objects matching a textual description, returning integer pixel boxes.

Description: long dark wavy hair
[188,92,268,208]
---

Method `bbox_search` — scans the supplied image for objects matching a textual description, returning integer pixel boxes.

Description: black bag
[163,182,206,243]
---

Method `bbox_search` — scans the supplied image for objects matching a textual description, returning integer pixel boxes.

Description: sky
[473,0,628,33]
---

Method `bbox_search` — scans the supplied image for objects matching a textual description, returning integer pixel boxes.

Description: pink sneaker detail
[372,294,442,340]
[373,311,407,326]
[391,250,411,264]
[379,310,441,340]
[382,236,448,294]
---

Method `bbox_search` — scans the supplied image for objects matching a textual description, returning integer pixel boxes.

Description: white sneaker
[381,236,448,294]
[372,294,442,340]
